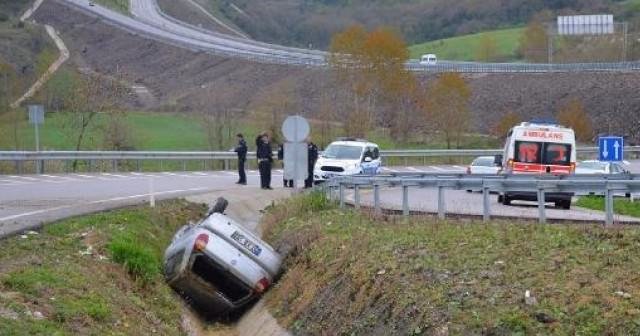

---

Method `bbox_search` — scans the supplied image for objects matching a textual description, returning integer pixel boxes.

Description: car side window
[372,147,380,159]
[363,147,375,160]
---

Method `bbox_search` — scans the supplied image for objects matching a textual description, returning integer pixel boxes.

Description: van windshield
[514,141,571,165]
[322,145,362,160]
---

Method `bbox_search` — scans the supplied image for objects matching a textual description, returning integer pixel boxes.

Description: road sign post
[28,105,45,174]
[598,136,624,162]
[281,116,310,190]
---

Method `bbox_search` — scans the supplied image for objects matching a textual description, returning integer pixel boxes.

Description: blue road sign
[598,136,624,162]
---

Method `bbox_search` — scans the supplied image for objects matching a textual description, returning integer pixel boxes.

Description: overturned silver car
[163,198,282,316]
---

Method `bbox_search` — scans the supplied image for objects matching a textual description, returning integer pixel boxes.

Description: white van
[313,138,382,183]
[497,121,577,209]
[419,54,437,65]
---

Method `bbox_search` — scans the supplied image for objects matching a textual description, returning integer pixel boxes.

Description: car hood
[316,158,360,168]
[575,168,606,174]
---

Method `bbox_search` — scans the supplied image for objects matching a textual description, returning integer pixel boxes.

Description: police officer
[305,139,319,188]
[234,133,247,185]
[257,133,273,190]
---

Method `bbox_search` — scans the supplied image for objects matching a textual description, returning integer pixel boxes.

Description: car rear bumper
[505,191,573,202]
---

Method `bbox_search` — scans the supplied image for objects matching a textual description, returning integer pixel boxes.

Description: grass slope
[0,200,205,335]
[409,27,524,62]
[263,193,640,335]
[576,196,640,218]
[93,0,129,14]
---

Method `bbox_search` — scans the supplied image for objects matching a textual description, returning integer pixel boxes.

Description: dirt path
[11,0,70,108]
[184,187,292,336]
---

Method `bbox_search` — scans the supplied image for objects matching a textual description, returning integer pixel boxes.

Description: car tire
[208,197,228,215]
[562,200,571,210]
[501,194,511,206]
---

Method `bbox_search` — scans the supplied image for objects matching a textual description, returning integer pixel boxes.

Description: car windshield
[514,141,571,165]
[472,157,494,167]
[322,144,362,160]
[578,161,607,170]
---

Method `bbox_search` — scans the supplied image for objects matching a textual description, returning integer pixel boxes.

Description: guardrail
[1,147,639,174]
[325,173,640,226]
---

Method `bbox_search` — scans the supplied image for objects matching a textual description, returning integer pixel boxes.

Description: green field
[263,193,640,335]
[409,27,525,62]
[0,111,501,152]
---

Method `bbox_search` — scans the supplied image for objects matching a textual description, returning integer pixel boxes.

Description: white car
[419,54,437,65]
[575,160,629,175]
[467,156,501,174]
[163,198,282,316]
[313,138,382,183]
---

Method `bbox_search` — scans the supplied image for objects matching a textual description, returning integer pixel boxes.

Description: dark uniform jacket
[235,139,247,161]
[257,141,273,162]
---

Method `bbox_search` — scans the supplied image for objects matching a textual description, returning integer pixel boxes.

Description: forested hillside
[209,0,639,49]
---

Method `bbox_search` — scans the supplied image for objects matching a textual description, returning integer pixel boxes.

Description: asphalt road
[56,0,326,64]
[4,162,640,237]
[0,169,284,237]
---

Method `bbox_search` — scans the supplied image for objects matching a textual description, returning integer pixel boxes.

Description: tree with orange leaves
[557,98,593,142]
[424,72,471,149]
[493,111,522,138]
[329,25,411,137]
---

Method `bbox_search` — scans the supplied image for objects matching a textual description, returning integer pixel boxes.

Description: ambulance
[497,121,576,209]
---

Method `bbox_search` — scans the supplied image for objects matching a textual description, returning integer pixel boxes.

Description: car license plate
[231,231,262,256]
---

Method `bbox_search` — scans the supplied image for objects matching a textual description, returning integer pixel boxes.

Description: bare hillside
[33,0,640,141]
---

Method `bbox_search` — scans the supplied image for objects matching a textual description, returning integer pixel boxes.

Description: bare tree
[250,78,299,145]
[62,72,127,169]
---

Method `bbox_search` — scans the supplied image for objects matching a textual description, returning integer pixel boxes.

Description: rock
[33,311,44,320]
[534,311,556,323]
[26,231,39,235]
[615,291,632,299]
[524,290,537,306]
[377,269,387,275]
[20,235,28,239]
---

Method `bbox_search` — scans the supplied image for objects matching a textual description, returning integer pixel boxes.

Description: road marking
[88,187,210,204]
[453,165,465,170]
[9,175,39,181]
[407,167,422,172]
[0,187,210,222]
[101,173,130,178]
[41,174,76,180]
[0,179,29,185]
[191,172,209,176]
[72,174,95,179]
[430,166,446,172]
[0,205,74,222]
[385,168,399,173]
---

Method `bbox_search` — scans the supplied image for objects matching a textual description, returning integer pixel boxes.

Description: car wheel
[208,197,228,215]
[562,200,571,210]
[501,195,511,206]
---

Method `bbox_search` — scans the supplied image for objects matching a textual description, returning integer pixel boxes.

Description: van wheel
[501,195,511,206]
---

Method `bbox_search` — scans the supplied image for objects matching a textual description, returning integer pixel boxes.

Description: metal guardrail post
[354,185,360,209]
[537,187,546,224]
[373,184,381,215]
[339,183,345,208]
[605,185,614,226]
[437,185,445,220]
[37,159,43,174]
[482,186,491,222]
[224,159,229,171]
[402,185,409,216]
[137,160,141,172]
